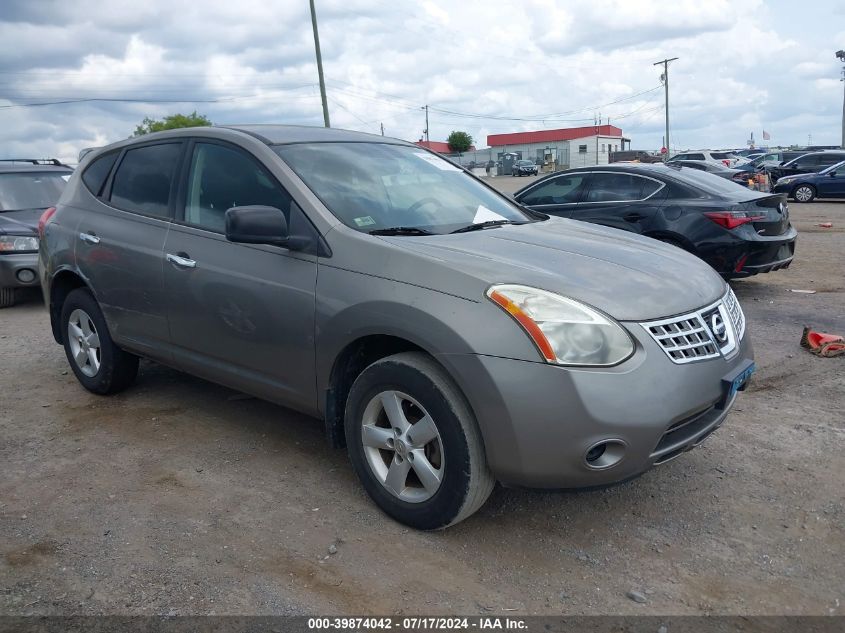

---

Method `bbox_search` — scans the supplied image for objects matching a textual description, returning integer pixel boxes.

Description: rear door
[162,139,319,412]
[514,172,589,217]
[75,141,183,359]
[566,171,666,234]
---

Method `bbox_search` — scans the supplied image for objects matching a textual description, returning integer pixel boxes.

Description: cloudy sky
[1,0,843,163]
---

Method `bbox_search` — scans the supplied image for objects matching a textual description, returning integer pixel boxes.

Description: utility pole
[380,122,384,136]
[837,50,845,148]
[654,57,678,162]
[309,0,330,128]
[421,105,430,142]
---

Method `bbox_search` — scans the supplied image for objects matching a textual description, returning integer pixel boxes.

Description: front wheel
[792,185,815,203]
[344,352,494,530]
[61,288,139,394]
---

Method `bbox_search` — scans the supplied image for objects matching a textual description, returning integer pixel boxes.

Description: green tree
[132,111,212,137]
[447,131,474,153]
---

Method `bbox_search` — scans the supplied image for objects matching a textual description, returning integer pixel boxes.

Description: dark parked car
[773,160,845,202]
[767,151,845,183]
[512,159,538,176]
[0,160,72,307]
[610,150,663,163]
[513,164,796,278]
[674,160,771,191]
[40,125,755,529]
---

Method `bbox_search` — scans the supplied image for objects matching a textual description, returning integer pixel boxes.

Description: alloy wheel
[67,308,101,377]
[360,390,444,503]
[794,186,814,202]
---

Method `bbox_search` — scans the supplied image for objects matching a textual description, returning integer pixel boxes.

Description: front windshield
[0,172,69,212]
[517,160,533,166]
[274,142,535,234]
[820,160,845,175]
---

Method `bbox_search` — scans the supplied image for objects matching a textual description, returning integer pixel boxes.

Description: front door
[163,140,319,413]
[817,167,845,197]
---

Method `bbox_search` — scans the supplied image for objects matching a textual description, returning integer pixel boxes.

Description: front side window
[519,174,588,206]
[584,173,659,203]
[110,143,182,217]
[185,143,292,233]
[791,155,819,169]
[0,172,69,212]
[275,143,533,234]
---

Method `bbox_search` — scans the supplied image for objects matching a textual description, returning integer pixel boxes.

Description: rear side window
[584,173,659,202]
[109,143,182,217]
[81,151,118,197]
[819,153,845,166]
[790,154,819,168]
[710,152,734,159]
[687,153,706,160]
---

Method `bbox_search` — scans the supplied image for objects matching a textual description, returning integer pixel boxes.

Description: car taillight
[38,207,56,237]
[703,211,766,230]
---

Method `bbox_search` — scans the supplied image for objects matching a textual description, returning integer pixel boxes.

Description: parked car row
[35,125,761,529]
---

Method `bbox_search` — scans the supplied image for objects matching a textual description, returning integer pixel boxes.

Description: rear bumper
[698,226,797,278]
[0,252,40,289]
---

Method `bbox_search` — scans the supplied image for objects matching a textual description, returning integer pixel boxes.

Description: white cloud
[0,0,842,163]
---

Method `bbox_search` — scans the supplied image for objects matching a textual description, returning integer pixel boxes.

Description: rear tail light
[703,211,766,230]
[38,207,56,237]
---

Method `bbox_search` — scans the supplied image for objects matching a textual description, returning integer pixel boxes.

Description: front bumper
[0,252,40,289]
[438,325,753,488]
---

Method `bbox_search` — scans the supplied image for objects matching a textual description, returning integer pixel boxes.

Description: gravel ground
[1,190,843,616]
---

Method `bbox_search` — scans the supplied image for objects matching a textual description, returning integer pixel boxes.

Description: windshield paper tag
[414,152,461,172]
[353,215,376,227]
[473,205,507,223]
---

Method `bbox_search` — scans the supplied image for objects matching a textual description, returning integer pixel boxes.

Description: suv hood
[0,208,40,235]
[371,217,726,321]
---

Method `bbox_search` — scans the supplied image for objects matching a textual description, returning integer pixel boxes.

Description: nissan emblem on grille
[710,312,728,343]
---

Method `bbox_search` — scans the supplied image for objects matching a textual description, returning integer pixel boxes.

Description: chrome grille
[642,289,745,365]
[644,316,720,363]
[723,287,745,340]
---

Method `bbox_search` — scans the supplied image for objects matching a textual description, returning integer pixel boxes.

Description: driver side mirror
[225,205,290,247]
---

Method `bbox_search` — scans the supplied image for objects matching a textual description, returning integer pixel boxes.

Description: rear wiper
[450,220,522,234]
[369,226,434,236]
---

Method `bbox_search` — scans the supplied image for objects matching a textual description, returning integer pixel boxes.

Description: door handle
[623,213,644,222]
[166,253,197,269]
[79,232,100,245]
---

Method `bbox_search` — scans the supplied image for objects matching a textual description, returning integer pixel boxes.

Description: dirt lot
[1,190,843,616]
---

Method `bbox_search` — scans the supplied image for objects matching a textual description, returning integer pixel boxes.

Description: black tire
[791,184,816,203]
[60,287,139,394]
[344,352,494,530]
[0,287,19,308]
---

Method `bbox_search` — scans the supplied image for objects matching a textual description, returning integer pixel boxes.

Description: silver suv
[40,125,755,529]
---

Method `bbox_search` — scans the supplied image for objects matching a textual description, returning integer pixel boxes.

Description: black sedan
[513,164,797,279]
[773,160,845,202]
[512,159,539,176]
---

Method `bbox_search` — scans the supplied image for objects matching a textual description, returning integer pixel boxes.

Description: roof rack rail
[0,158,69,167]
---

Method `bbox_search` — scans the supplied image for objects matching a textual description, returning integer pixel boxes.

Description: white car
[668,151,748,168]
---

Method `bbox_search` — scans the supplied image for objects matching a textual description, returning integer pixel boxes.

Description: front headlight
[486,284,635,366]
[0,235,39,253]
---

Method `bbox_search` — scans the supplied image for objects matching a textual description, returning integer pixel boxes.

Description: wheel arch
[49,269,90,344]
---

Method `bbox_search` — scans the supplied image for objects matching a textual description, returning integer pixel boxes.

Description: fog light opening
[16,268,36,284]
[584,439,626,470]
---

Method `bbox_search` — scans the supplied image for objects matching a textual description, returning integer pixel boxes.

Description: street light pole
[837,50,845,148]
[310,0,330,128]
[421,105,430,142]
[654,57,678,162]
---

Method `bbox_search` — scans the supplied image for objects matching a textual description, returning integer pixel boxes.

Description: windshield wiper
[369,226,435,236]
[450,220,523,234]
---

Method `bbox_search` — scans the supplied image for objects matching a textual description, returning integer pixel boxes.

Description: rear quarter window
[81,151,119,197]
[109,143,182,217]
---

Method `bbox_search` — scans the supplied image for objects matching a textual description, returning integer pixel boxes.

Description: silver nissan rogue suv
[40,125,755,529]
